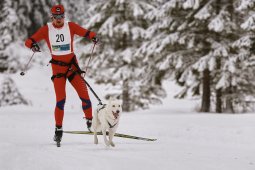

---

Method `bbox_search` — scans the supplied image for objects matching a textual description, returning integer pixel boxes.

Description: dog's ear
[105,95,116,100]
[116,95,121,100]
[105,94,111,100]
[109,96,114,101]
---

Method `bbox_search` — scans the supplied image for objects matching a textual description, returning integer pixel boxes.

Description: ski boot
[53,126,63,147]
[86,118,92,132]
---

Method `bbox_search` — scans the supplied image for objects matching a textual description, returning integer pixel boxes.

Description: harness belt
[97,104,106,112]
[50,56,85,82]
[50,59,71,67]
[97,104,117,128]
[107,121,118,129]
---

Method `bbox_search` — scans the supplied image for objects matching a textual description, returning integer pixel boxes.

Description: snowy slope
[0,68,255,170]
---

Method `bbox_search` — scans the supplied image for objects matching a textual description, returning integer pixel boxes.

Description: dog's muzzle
[112,110,120,119]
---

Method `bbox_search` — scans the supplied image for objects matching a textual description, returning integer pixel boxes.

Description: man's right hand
[31,43,41,52]
[92,37,99,44]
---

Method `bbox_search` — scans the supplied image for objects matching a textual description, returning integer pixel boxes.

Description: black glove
[86,118,92,131]
[31,43,41,52]
[92,37,99,44]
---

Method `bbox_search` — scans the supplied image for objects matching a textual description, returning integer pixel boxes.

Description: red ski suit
[25,22,96,127]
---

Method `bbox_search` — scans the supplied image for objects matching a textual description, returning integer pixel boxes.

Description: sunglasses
[52,14,64,19]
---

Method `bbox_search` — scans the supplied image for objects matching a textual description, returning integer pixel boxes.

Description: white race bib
[48,22,72,55]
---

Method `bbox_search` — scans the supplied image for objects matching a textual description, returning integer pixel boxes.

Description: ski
[63,131,157,141]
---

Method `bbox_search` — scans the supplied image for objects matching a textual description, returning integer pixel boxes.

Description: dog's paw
[105,140,110,146]
[94,139,98,144]
[94,136,98,144]
[110,141,115,147]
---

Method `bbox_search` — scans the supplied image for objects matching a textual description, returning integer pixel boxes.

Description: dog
[92,98,122,147]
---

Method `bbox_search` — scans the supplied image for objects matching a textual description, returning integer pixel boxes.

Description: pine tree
[80,0,156,111]
[0,0,53,73]
[0,0,19,72]
[138,0,248,113]
[137,0,203,106]
[61,0,92,24]
[0,76,29,106]
[175,0,242,113]
[16,0,52,38]
[228,0,255,112]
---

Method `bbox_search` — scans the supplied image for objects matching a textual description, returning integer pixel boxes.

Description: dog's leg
[102,128,110,146]
[93,118,98,144]
[94,130,98,144]
[109,129,115,147]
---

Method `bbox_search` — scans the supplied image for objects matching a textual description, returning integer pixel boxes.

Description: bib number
[56,34,64,42]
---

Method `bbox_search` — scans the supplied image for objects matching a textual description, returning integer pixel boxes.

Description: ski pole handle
[20,52,36,76]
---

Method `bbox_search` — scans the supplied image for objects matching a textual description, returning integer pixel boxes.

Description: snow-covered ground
[0,67,255,170]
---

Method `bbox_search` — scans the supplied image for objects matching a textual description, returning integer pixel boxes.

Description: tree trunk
[225,86,235,113]
[215,57,222,113]
[215,0,222,113]
[122,79,130,112]
[216,88,222,113]
[200,69,211,112]
[224,0,235,114]
[225,97,234,113]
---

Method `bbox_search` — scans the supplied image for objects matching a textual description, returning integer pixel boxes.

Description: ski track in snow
[0,68,255,170]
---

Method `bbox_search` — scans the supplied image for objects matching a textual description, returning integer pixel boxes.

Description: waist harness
[50,55,85,82]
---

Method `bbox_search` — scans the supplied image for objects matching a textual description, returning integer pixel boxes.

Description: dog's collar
[107,121,118,129]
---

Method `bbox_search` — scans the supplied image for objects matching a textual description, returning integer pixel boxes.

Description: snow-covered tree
[61,0,93,24]
[229,0,255,112]
[138,0,252,113]
[80,0,156,111]
[0,0,53,73]
[0,77,29,106]
[137,0,203,108]
[12,0,52,39]
[0,0,19,72]
[181,0,241,113]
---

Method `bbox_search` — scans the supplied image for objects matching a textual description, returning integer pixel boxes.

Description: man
[25,4,99,145]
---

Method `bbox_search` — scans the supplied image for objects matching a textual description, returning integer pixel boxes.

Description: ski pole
[20,52,36,76]
[84,79,102,105]
[83,42,96,78]
[81,42,102,104]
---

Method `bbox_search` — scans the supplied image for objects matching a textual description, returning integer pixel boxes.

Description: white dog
[92,98,122,147]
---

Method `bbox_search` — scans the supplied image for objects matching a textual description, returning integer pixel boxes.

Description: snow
[232,35,251,48]
[121,48,132,63]
[194,5,211,20]
[208,15,224,32]
[236,0,255,11]
[132,2,145,17]
[99,16,116,37]
[183,0,200,10]
[163,0,178,9]
[0,68,255,170]
[114,22,130,35]
[216,73,228,90]
[131,27,146,40]
[155,33,179,53]
[241,15,255,30]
